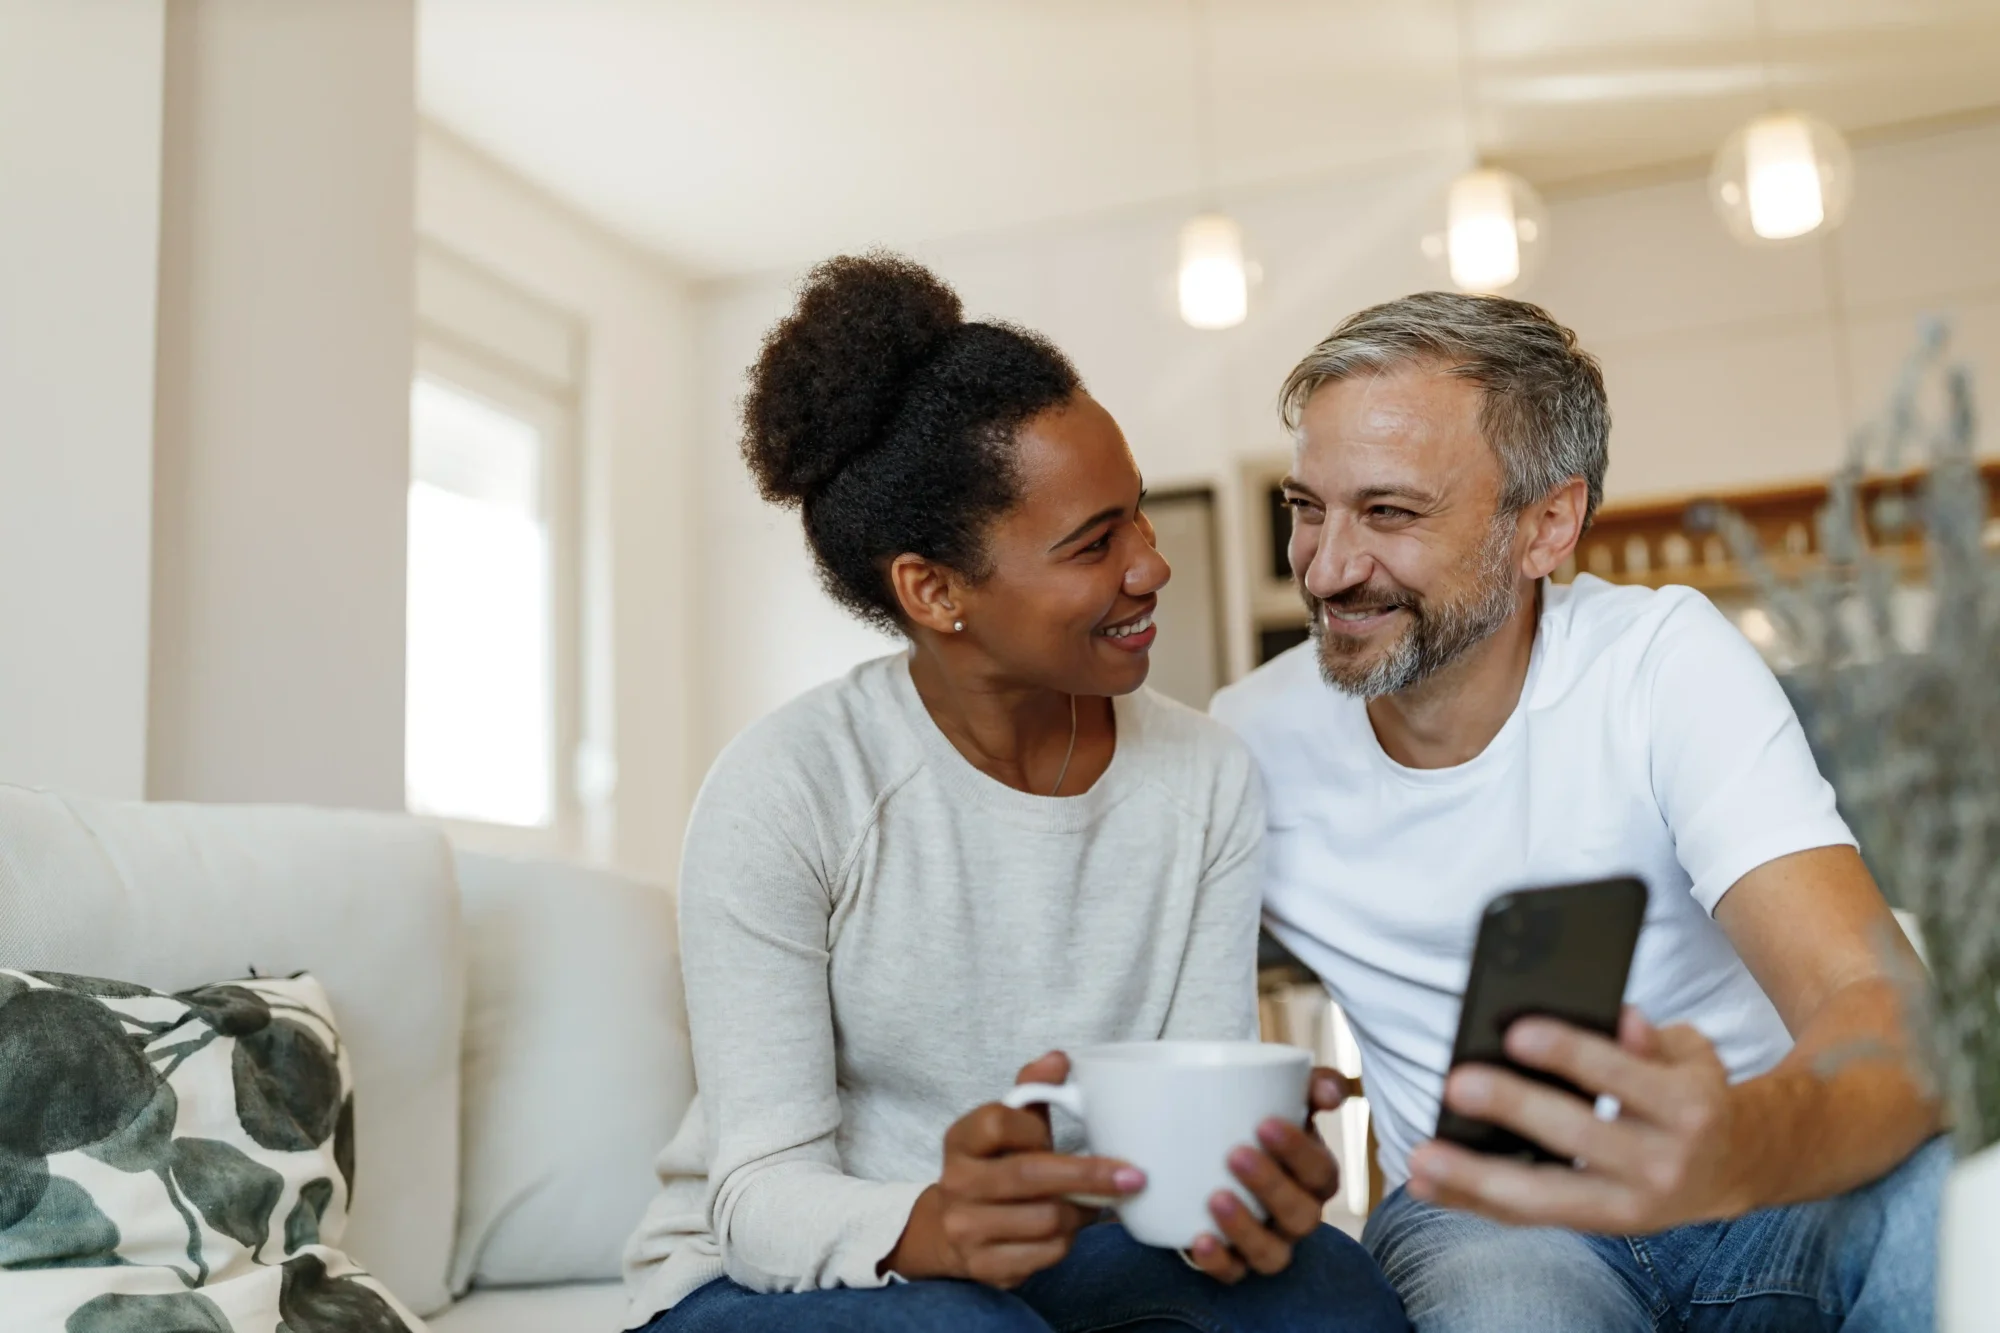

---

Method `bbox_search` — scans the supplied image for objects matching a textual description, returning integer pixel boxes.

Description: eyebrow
[1049,489,1146,552]
[1282,476,1440,509]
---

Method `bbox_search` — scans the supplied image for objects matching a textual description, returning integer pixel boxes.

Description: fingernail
[1210,1191,1240,1217]
[1228,1147,1260,1173]
[1113,1167,1147,1192]
[1452,1070,1491,1108]
[1510,1022,1553,1056]
[1257,1118,1287,1147]
[1193,1233,1221,1256]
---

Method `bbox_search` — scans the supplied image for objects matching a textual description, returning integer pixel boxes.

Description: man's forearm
[1726,977,1944,1211]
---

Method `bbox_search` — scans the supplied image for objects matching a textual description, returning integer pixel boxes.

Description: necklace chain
[1048,693,1079,798]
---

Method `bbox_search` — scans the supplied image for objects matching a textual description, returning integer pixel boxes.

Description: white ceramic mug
[1001,1039,1312,1250]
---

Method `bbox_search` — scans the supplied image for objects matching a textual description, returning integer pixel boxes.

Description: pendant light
[1709,0,1853,244]
[1177,0,1247,329]
[1422,0,1548,295]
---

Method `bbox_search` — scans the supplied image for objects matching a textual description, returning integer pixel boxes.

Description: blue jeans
[1361,1135,1949,1333]
[644,1219,1410,1332]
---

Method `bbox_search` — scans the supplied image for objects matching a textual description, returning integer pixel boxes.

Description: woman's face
[952,391,1170,696]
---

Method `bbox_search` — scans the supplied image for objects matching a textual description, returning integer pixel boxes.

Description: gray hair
[1280,291,1610,527]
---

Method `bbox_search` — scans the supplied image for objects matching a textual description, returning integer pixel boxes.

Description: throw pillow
[0,968,426,1332]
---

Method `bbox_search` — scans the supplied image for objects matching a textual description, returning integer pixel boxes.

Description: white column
[148,0,416,808]
[0,0,166,799]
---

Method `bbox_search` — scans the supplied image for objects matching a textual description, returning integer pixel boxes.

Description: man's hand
[882,1052,1144,1288]
[1186,1067,1348,1281]
[1406,1009,1756,1233]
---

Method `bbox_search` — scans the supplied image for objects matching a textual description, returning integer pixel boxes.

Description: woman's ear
[888,554,963,635]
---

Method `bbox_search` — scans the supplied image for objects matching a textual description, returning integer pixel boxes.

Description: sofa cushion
[0,786,463,1316]
[450,853,693,1291]
[0,969,427,1333]
[428,1279,627,1333]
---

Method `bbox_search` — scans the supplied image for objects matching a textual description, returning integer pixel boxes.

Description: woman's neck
[906,643,1114,795]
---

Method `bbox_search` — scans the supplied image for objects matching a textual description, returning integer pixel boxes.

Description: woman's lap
[642,1222,1409,1333]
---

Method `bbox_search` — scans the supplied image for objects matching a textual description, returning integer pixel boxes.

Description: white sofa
[0,783,695,1331]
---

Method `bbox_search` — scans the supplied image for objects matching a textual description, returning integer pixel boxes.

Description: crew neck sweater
[622,653,1265,1326]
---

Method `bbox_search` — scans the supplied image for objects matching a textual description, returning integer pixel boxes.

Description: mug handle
[1000,1083,1117,1208]
[1001,1082,1086,1118]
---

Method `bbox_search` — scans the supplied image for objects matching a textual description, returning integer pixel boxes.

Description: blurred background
[3,0,1997,892]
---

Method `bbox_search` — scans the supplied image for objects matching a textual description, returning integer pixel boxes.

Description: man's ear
[1521,477,1589,580]
[888,553,962,634]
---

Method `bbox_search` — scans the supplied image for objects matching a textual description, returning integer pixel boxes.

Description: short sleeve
[1644,594,1856,914]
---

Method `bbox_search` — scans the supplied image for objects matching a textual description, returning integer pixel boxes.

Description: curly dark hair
[741,252,1082,633]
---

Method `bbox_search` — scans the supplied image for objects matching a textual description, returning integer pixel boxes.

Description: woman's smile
[1096,605,1158,653]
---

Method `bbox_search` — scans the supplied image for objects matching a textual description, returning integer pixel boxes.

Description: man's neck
[1364,582,1542,770]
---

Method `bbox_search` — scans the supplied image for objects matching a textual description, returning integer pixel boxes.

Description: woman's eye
[1081,532,1112,554]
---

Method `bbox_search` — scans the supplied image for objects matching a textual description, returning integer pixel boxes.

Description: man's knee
[1366,1197,1645,1333]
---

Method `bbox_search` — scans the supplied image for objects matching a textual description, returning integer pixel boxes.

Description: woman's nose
[1125,538,1171,597]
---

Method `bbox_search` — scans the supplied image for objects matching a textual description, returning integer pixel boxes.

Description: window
[406,242,587,852]
[406,377,552,826]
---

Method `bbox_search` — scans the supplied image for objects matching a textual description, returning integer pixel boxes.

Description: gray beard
[1310,516,1520,699]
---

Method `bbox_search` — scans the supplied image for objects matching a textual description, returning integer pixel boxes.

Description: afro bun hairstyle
[741,251,1082,633]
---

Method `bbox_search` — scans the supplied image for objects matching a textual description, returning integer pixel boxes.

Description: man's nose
[1302,519,1371,600]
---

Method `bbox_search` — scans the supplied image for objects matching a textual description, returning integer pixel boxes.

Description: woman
[624,254,1406,1333]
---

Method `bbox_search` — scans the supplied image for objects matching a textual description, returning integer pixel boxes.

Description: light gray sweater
[622,653,1265,1326]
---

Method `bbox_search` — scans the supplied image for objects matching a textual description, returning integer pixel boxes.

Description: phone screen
[1434,877,1648,1162]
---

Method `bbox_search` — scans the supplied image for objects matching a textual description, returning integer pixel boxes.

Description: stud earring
[952,620,965,633]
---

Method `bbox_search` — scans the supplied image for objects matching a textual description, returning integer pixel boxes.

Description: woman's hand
[1186,1067,1348,1282]
[883,1052,1145,1288]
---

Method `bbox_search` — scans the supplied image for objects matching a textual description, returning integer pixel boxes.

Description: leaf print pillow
[0,969,425,1332]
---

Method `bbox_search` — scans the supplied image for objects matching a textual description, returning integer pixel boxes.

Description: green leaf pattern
[0,970,412,1333]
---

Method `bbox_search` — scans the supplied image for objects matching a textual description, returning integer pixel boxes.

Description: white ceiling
[419,0,2000,278]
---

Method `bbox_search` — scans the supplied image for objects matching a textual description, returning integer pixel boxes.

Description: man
[1212,292,1947,1331]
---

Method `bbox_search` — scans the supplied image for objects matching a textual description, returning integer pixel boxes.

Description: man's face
[1284,362,1525,698]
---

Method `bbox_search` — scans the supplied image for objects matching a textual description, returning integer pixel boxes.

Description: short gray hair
[1280,291,1610,526]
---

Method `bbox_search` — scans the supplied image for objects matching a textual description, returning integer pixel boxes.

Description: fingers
[1206,1188,1297,1275]
[1187,1231,1248,1284]
[959,1239,1073,1289]
[1015,1050,1070,1087]
[946,1103,1056,1158]
[1255,1117,1342,1204]
[1309,1067,1351,1113]
[1442,1064,1651,1175]
[948,1148,1143,1204]
[1406,1139,1642,1232]
[1619,1006,1659,1055]
[1226,1142,1328,1243]
[1504,1018,1678,1113]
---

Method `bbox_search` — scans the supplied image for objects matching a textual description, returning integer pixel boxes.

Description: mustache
[1307,582,1420,616]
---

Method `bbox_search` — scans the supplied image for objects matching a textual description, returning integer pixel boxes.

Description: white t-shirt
[1211,575,1855,1187]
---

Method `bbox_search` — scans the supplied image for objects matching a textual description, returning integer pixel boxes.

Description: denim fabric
[1362,1136,1950,1333]
[642,1220,1410,1332]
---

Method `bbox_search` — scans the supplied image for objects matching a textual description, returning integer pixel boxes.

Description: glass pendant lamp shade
[1710,110,1853,244]
[1421,168,1549,296]
[1178,212,1248,329]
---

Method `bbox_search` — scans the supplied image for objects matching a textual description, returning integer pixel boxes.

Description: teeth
[1102,612,1154,639]
[1328,607,1390,622]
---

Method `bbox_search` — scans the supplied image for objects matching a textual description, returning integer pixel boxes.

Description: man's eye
[1283,497,1316,512]
[1370,505,1414,520]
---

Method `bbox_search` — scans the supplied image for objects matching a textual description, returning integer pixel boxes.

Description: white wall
[0,0,165,799]
[691,119,2000,776]
[148,0,416,809]
[417,126,702,883]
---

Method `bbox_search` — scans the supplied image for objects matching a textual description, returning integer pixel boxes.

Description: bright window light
[405,376,552,827]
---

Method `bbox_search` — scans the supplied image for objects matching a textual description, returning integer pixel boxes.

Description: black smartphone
[1435,877,1649,1163]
